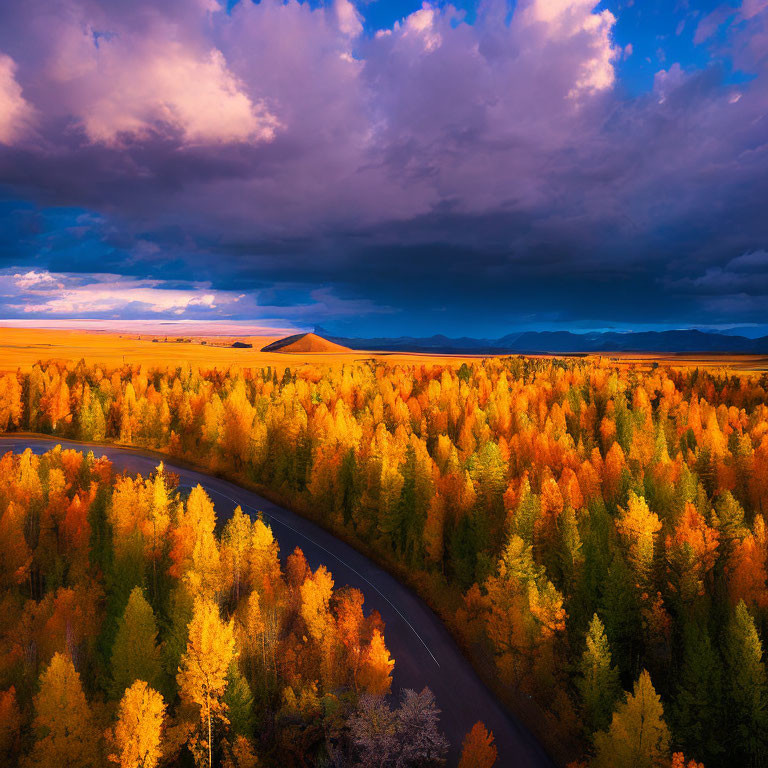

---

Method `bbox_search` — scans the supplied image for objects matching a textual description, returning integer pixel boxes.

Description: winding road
[1,436,555,768]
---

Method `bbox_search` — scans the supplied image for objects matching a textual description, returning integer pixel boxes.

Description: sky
[0,0,767,338]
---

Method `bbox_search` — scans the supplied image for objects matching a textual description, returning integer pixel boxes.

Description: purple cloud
[0,0,765,332]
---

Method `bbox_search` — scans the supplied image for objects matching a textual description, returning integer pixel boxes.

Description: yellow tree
[358,629,394,695]
[300,565,335,684]
[109,681,165,768]
[593,670,670,768]
[423,494,446,568]
[222,379,255,466]
[221,506,253,603]
[0,373,22,432]
[483,533,565,692]
[237,590,269,695]
[177,597,237,768]
[299,566,334,643]
[248,515,283,609]
[334,588,365,690]
[28,652,98,768]
[146,466,171,597]
[617,493,662,588]
[0,500,32,588]
[110,475,151,567]
[174,486,221,600]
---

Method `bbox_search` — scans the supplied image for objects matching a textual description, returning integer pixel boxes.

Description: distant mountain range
[313,327,768,355]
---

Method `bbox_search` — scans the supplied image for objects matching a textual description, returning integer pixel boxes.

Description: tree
[237,590,271,700]
[221,507,253,603]
[248,515,282,604]
[349,688,448,768]
[171,485,220,600]
[396,688,449,767]
[0,687,21,759]
[359,629,394,696]
[665,502,719,606]
[177,597,237,768]
[111,587,165,698]
[224,663,255,738]
[300,565,334,643]
[670,623,724,767]
[0,500,32,588]
[423,495,446,568]
[28,653,98,768]
[109,680,165,768]
[483,532,565,692]
[599,550,642,678]
[147,466,171,598]
[0,372,22,431]
[458,721,497,768]
[593,670,670,768]
[616,493,661,588]
[510,478,539,545]
[226,735,260,768]
[348,694,398,768]
[576,614,621,737]
[723,600,768,765]
[670,754,705,768]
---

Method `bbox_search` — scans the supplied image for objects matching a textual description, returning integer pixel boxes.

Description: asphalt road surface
[1,435,555,768]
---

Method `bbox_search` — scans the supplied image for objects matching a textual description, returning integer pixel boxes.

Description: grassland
[1,326,767,372]
[0,327,488,371]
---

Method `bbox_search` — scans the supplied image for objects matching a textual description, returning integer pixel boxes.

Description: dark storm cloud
[0,0,766,334]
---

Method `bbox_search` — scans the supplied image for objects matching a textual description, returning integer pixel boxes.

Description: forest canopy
[0,446,460,766]
[2,355,768,767]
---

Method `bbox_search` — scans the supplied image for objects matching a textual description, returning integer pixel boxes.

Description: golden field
[1,326,767,372]
[0,327,487,371]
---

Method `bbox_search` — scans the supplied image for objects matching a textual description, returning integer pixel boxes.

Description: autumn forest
[1,356,767,768]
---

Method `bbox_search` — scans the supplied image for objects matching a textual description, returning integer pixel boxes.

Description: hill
[313,326,768,355]
[260,332,351,354]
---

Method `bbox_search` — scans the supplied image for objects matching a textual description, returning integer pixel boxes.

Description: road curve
[1,436,555,768]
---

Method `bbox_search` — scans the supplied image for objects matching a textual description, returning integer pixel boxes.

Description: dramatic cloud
[0,55,33,145]
[0,0,766,335]
[0,269,393,325]
[1,270,227,316]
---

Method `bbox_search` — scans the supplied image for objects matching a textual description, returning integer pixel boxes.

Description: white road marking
[180,482,441,668]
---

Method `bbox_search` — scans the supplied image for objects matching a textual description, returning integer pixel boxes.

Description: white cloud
[12,270,60,289]
[336,0,363,38]
[0,53,33,144]
[400,4,442,52]
[0,269,395,322]
[1,270,231,316]
[520,0,619,96]
[47,20,279,145]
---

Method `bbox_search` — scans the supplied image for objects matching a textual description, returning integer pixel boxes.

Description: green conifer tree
[224,663,256,738]
[576,613,621,738]
[670,622,724,767]
[724,600,768,766]
[110,587,165,698]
